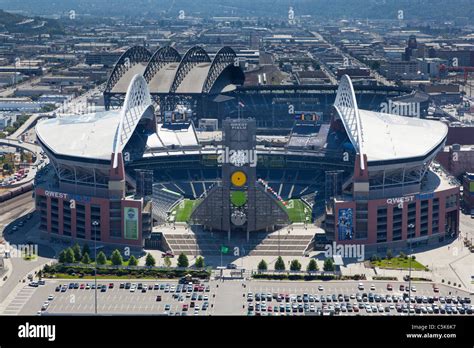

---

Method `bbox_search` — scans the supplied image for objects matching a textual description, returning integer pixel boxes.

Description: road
[0,138,45,186]
[0,191,56,312]
[0,192,35,239]
[0,75,45,98]
[314,30,395,87]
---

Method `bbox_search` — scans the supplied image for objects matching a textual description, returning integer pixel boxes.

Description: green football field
[173,199,198,222]
[172,198,311,223]
[282,199,312,223]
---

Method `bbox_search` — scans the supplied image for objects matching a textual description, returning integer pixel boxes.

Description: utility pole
[92,220,99,315]
[407,223,414,317]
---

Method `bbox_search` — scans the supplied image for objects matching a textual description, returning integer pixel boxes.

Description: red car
[162,251,174,258]
[108,283,114,289]
[80,284,85,290]
[399,284,405,291]
[387,284,393,291]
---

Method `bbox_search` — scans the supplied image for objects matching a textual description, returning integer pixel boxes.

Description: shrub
[307,259,318,272]
[195,256,205,268]
[163,256,171,268]
[145,253,156,267]
[257,259,268,271]
[290,259,301,271]
[323,258,335,272]
[128,255,138,266]
[110,249,123,266]
[72,243,82,262]
[96,251,107,265]
[177,253,189,268]
[81,253,91,264]
[274,256,285,271]
[58,250,67,264]
[65,248,75,264]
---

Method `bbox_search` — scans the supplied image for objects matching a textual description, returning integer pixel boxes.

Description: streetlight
[92,220,99,315]
[278,228,281,258]
[407,223,415,316]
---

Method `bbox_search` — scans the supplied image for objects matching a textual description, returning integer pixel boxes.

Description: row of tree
[58,244,142,266]
[257,256,335,272]
[370,250,416,262]
[57,243,205,269]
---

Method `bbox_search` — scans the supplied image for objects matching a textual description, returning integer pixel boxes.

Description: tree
[399,251,407,259]
[257,259,268,271]
[128,255,138,266]
[81,252,91,264]
[96,251,107,265]
[82,244,90,258]
[177,253,189,268]
[58,250,67,263]
[275,256,286,271]
[72,243,82,261]
[290,259,301,271]
[307,259,318,272]
[110,249,123,266]
[145,253,156,267]
[386,249,393,260]
[163,256,172,268]
[323,258,335,272]
[195,256,205,268]
[65,248,75,264]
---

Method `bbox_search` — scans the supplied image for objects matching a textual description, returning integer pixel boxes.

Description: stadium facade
[33,46,460,254]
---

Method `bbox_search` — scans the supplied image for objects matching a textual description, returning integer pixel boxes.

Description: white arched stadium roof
[36,75,153,164]
[334,75,447,165]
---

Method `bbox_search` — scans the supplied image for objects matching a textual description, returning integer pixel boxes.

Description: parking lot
[8,279,474,316]
[245,281,474,316]
[20,280,217,316]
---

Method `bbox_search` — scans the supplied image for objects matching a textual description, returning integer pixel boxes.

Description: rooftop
[36,110,119,160]
[358,109,448,163]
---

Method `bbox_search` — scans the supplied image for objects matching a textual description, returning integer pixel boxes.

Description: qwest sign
[386,192,436,205]
[44,190,91,203]
[386,195,415,205]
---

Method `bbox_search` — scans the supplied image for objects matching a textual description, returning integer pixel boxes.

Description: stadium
[33,46,460,257]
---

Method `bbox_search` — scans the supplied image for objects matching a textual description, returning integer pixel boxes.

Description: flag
[220,245,229,254]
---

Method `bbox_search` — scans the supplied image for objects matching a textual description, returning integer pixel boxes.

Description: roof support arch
[202,46,237,93]
[104,46,152,94]
[112,74,153,168]
[334,75,366,170]
[143,46,182,83]
[169,46,211,93]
